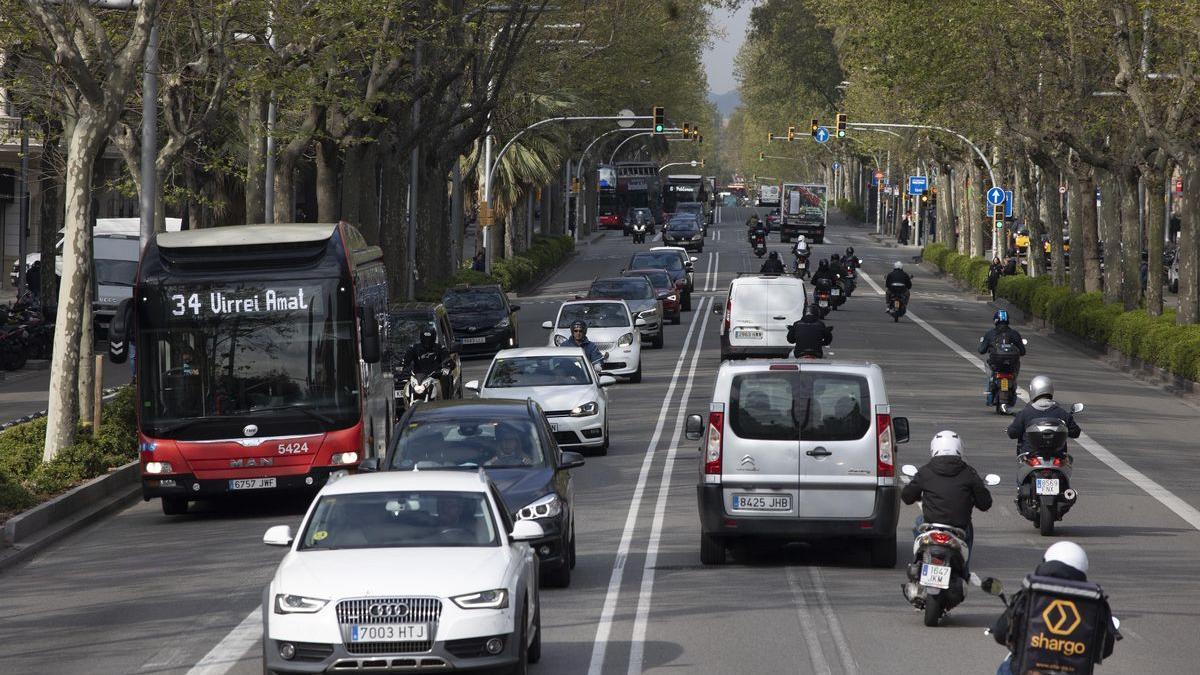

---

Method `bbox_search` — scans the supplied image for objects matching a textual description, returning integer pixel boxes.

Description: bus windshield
[137,278,359,439]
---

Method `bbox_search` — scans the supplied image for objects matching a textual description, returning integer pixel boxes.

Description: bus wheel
[161,497,189,516]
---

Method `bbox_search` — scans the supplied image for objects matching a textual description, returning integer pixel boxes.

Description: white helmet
[1043,541,1089,574]
[929,430,963,458]
[893,261,903,270]
[798,235,807,244]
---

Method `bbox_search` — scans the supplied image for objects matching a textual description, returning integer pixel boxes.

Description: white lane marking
[860,270,1200,532]
[587,297,711,675]
[704,251,715,292]
[711,252,720,293]
[786,566,832,675]
[185,607,261,675]
[809,567,858,674]
[626,298,712,674]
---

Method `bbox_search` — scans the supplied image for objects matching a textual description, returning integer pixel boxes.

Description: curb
[0,460,141,573]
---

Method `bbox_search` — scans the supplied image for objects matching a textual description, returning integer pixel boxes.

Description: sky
[702,1,754,95]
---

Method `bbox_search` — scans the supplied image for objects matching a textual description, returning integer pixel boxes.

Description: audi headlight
[617,332,634,347]
[274,593,329,614]
[553,334,568,346]
[452,589,509,609]
[496,317,510,328]
[640,308,658,318]
[517,493,562,521]
[666,294,677,302]
[571,401,599,417]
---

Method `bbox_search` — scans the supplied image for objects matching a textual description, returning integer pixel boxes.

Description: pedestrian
[25,259,41,299]
[471,251,486,272]
[899,212,911,245]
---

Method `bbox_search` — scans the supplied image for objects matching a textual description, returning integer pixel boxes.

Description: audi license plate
[920,563,951,589]
[735,329,763,340]
[461,337,487,345]
[1035,478,1060,495]
[350,623,429,643]
[733,494,792,511]
[228,477,276,490]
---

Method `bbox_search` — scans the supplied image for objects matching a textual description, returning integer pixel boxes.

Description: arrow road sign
[833,161,841,171]
[908,175,928,194]
[814,127,830,144]
[987,186,1005,206]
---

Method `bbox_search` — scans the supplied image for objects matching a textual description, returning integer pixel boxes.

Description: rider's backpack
[990,330,1020,357]
[1006,575,1113,675]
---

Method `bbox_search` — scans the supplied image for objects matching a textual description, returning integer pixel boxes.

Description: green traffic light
[655,124,664,133]
[837,130,846,138]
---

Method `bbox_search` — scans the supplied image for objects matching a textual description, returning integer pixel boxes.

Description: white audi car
[541,299,646,383]
[467,347,616,455]
[261,470,543,673]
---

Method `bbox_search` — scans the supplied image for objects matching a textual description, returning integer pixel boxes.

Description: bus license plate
[733,494,792,511]
[1036,478,1060,495]
[229,478,276,490]
[350,623,428,643]
[920,563,951,589]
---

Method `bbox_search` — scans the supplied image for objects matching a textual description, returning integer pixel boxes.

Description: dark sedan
[442,284,520,356]
[627,249,695,311]
[365,398,583,587]
[662,215,704,252]
[624,268,681,324]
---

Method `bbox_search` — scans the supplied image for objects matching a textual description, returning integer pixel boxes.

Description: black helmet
[845,246,855,256]
[420,327,436,349]
[830,252,841,261]
[768,251,779,260]
[818,259,830,270]
[570,320,588,337]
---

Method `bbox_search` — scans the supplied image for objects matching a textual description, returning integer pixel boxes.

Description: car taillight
[876,414,894,478]
[929,532,951,545]
[704,411,724,478]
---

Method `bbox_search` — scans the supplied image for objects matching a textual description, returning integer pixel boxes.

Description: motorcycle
[812,278,834,319]
[793,251,810,279]
[632,221,648,244]
[842,267,858,296]
[900,464,1002,627]
[829,279,846,311]
[397,367,449,409]
[886,284,909,321]
[986,340,1027,414]
[1014,406,1084,536]
[752,233,767,258]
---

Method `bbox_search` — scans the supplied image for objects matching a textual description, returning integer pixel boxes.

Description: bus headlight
[331,452,359,465]
[145,461,173,474]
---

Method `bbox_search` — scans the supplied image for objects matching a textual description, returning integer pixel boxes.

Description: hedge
[0,386,138,516]
[835,198,866,223]
[922,242,1200,381]
[417,235,574,302]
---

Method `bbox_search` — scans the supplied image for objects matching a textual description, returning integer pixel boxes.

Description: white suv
[686,360,910,567]
[261,470,543,673]
[717,275,808,360]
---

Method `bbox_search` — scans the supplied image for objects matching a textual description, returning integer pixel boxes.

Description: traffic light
[653,106,664,133]
[692,127,700,139]
[810,118,819,136]
[993,203,1004,229]
[758,152,764,161]
[836,113,847,138]
[682,122,691,135]
[787,126,795,142]
[767,132,772,143]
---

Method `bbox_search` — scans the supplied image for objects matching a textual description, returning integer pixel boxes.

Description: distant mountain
[708,90,741,118]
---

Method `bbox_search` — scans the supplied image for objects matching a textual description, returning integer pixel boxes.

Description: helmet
[419,327,436,349]
[929,430,963,458]
[1043,541,1089,575]
[570,320,588,337]
[798,235,807,244]
[1028,375,1054,401]
[830,253,841,261]
[845,246,855,256]
[993,309,1009,326]
[818,259,830,270]
[768,251,779,260]
[893,261,903,270]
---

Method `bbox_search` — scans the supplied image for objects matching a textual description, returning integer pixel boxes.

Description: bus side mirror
[108,298,132,364]
[360,311,381,364]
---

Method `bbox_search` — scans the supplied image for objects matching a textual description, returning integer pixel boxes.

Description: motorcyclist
[885,261,912,310]
[760,251,785,275]
[811,258,837,286]
[1007,375,1081,455]
[565,319,604,370]
[793,235,811,258]
[401,327,453,395]
[748,215,768,245]
[786,309,833,358]
[991,542,1117,675]
[844,246,861,270]
[901,430,993,572]
[829,252,848,279]
[979,310,1027,409]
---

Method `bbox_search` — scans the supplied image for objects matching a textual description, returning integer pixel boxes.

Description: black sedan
[662,215,704,252]
[363,399,583,587]
[442,284,520,356]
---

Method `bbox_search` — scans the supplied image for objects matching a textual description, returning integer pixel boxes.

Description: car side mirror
[892,416,911,444]
[1070,402,1085,414]
[634,317,647,327]
[360,310,381,364]
[689,256,698,263]
[263,525,294,547]
[598,375,617,387]
[980,577,1004,596]
[510,305,520,312]
[108,298,132,364]
[900,464,918,478]
[358,457,379,473]
[510,519,545,542]
[560,451,586,470]
[465,380,480,393]
[985,473,1001,486]
[541,320,553,329]
[684,413,704,440]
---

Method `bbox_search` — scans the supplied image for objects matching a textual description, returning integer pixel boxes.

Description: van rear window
[729,372,870,441]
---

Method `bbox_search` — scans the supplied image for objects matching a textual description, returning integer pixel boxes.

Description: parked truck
[779,183,828,243]
[757,183,781,207]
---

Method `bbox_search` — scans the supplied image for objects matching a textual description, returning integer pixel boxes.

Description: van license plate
[735,329,763,339]
[1035,478,1060,495]
[920,563,951,589]
[229,478,276,490]
[733,494,792,511]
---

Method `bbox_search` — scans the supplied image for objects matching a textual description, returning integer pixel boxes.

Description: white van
[717,275,808,360]
[10,217,182,286]
[687,360,910,566]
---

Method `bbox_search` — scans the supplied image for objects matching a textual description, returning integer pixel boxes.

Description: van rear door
[728,281,769,346]
[765,280,807,348]
[720,370,801,518]
[795,367,877,518]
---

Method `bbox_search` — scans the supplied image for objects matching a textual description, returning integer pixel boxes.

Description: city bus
[615,161,663,225]
[663,174,711,224]
[597,164,621,230]
[108,222,391,515]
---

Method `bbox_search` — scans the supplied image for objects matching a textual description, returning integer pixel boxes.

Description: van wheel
[869,534,897,568]
[700,533,726,565]
[161,497,189,516]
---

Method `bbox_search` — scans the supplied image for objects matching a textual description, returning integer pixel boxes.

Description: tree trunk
[378,149,409,295]
[1118,169,1141,310]
[1038,157,1066,284]
[45,113,106,460]
[242,95,266,224]
[1097,169,1121,304]
[1080,170,1101,293]
[274,146,301,223]
[415,151,452,293]
[38,123,63,305]
[968,162,984,257]
[937,166,955,250]
[1177,157,1200,325]
[77,282,94,427]
[316,138,340,222]
[1144,163,1166,315]
[1066,170,1087,293]
[1022,155,1045,277]
[341,144,380,244]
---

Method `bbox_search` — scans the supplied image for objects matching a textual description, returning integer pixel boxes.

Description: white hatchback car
[542,299,646,383]
[717,274,808,360]
[468,347,616,455]
[261,471,543,674]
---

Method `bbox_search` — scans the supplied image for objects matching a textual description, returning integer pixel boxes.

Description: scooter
[812,278,834,319]
[886,284,909,321]
[752,233,767,258]
[632,221,647,244]
[1014,406,1084,536]
[793,251,810,279]
[396,366,450,410]
[900,464,1002,627]
[829,278,846,311]
[842,267,858,296]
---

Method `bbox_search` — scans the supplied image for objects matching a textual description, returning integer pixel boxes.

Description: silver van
[93,233,142,329]
[687,360,910,567]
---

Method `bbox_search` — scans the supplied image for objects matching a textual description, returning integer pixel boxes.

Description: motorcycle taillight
[929,532,951,545]
[1052,457,1063,467]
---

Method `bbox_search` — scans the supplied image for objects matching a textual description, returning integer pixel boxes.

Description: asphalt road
[2,207,1199,674]
[0,346,127,423]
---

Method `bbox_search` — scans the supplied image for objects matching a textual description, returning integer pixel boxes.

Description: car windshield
[390,417,548,469]
[667,219,698,231]
[589,279,653,300]
[628,270,671,290]
[298,490,498,550]
[556,302,630,328]
[95,259,139,287]
[630,252,682,272]
[485,355,592,387]
[730,372,871,441]
[443,289,504,312]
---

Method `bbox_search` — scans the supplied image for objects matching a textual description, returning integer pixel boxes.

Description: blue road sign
[986,186,1005,206]
[1004,190,1014,218]
[815,127,830,144]
[908,175,928,194]
[833,161,841,171]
